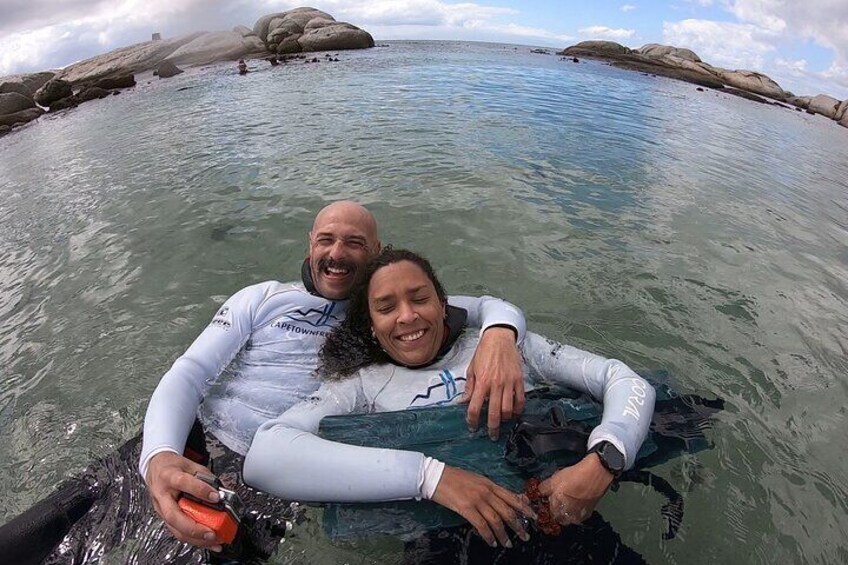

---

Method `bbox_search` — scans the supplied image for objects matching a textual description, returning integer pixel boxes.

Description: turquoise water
[1,41,847,563]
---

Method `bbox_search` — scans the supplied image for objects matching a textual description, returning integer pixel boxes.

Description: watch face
[601,443,626,472]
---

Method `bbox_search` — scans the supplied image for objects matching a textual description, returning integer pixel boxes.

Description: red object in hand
[525,478,561,536]
[178,497,239,544]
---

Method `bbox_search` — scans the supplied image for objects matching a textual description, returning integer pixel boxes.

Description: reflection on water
[0,41,847,564]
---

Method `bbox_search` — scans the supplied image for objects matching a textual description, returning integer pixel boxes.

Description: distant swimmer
[237,59,248,74]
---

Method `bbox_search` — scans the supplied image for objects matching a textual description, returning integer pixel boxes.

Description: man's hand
[537,453,614,526]
[462,326,525,439]
[145,451,224,551]
[431,465,535,548]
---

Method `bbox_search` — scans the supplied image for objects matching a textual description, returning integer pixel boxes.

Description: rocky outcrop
[808,94,841,119]
[0,92,36,115]
[0,81,33,98]
[786,96,812,110]
[165,31,266,66]
[156,61,184,78]
[77,87,111,103]
[712,69,785,100]
[637,43,701,62]
[91,75,136,90]
[562,41,631,56]
[256,8,373,54]
[59,33,203,84]
[48,96,80,112]
[836,100,848,122]
[34,79,73,107]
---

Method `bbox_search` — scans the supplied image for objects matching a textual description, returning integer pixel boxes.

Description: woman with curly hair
[244,247,655,550]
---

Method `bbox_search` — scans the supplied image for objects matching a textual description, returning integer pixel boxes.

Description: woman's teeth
[398,329,425,342]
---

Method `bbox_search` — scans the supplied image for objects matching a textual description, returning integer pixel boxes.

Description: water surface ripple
[1,41,846,564]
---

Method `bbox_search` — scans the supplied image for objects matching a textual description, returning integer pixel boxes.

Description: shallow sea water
[1,41,847,564]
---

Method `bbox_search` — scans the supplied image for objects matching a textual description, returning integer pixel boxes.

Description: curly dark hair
[318,247,448,379]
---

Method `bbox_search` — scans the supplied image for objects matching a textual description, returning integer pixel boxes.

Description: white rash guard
[139,280,525,479]
[243,331,656,503]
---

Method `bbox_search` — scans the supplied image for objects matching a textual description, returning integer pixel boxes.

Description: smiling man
[140,201,528,551]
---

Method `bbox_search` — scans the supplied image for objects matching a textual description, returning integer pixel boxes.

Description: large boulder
[836,99,848,121]
[560,41,631,56]
[0,107,44,127]
[157,60,184,79]
[48,96,80,112]
[637,43,701,63]
[0,92,36,115]
[658,54,718,78]
[255,8,371,53]
[77,87,111,103]
[807,94,841,119]
[165,31,266,66]
[713,69,785,100]
[91,75,136,89]
[0,81,33,98]
[839,112,848,129]
[34,79,73,106]
[298,23,374,51]
[59,33,202,84]
[0,72,56,98]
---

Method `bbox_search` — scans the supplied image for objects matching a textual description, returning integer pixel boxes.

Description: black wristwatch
[588,441,625,477]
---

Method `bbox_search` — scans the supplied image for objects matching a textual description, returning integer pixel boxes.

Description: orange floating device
[178,473,244,545]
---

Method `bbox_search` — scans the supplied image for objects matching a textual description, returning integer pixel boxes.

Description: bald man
[141,201,527,551]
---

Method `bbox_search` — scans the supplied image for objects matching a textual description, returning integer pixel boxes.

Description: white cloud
[621,4,636,12]
[773,57,807,74]
[663,19,776,69]
[578,26,635,40]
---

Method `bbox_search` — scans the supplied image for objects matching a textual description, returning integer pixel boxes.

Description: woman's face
[368,260,446,367]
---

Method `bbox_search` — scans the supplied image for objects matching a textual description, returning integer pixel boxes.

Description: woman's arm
[521,331,655,469]
[243,376,533,547]
[243,377,433,502]
[521,331,656,526]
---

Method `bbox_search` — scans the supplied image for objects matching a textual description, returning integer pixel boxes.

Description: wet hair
[318,247,447,379]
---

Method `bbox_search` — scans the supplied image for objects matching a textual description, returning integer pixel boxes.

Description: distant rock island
[559,41,848,130]
[0,7,373,137]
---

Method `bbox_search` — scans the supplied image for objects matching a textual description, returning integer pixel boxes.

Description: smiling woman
[243,248,657,554]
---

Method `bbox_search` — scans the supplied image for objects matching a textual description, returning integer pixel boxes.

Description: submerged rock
[77,87,111,102]
[48,96,80,112]
[0,107,44,127]
[91,75,136,90]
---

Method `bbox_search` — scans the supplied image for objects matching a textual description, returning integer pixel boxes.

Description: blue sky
[1,1,846,99]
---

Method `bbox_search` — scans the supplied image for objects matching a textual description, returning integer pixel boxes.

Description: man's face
[308,207,378,300]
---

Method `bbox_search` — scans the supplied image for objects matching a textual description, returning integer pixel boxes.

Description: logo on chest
[409,369,466,407]
[270,303,341,337]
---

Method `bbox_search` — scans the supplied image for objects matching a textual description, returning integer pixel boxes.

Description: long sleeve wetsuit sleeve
[243,377,435,502]
[448,295,526,342]
[139,284,270,479]
[521,332,655,470]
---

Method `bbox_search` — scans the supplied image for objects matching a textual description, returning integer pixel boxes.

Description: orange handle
[178,497,239,544]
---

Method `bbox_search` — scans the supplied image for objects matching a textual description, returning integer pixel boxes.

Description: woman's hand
[537,453,614,526]
[463,326,526,439]
[145,452,223,551]
[431,465,535,547]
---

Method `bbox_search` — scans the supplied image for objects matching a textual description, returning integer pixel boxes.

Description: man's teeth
[326,266,349,275]
[398,330,425,342]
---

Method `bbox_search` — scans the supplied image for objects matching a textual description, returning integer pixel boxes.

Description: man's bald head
[307,201,381,300]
